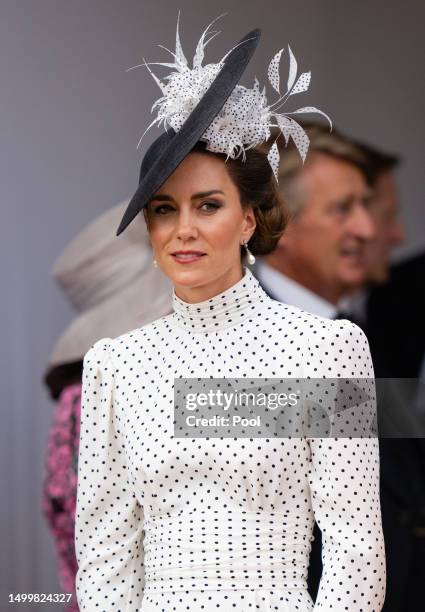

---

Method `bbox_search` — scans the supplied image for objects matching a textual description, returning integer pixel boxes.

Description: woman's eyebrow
[149,189,224,204]
[191,190,225,199]
[148,194,174,203]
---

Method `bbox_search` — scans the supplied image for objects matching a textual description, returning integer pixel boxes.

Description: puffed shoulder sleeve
[75,338,145,611]
[306,320,386,611]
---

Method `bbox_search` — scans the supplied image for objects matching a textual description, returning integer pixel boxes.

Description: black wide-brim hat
[116,28,261,236]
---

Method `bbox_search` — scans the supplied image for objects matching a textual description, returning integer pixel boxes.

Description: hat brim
[116,28,261,236]
[47,268,173,368]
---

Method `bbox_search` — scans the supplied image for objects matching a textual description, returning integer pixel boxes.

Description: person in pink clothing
[42,384,82,612]
[41,200,173,610]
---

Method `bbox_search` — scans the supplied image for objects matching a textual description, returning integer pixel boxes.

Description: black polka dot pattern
[75,268,386,611]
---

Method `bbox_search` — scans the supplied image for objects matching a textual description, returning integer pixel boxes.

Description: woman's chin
[165,262,210,288]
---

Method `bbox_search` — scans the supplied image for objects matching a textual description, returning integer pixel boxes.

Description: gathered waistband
[142,509,313,593]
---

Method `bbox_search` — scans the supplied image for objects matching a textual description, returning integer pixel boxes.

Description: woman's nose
[175,209,199,240]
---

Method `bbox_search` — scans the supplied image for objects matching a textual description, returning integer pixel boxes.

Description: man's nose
[351,204,376,241]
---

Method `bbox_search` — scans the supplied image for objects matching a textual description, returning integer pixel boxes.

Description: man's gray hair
[274,121,371,218]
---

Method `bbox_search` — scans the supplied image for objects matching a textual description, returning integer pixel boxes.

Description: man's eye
[333,202,351,214]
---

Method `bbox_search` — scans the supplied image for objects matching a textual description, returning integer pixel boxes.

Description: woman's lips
[171,252,206,263]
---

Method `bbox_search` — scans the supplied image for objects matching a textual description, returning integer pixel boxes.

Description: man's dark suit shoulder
[366,250,425,378]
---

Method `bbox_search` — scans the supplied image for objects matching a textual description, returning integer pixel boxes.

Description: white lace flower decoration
[128,14,332,180]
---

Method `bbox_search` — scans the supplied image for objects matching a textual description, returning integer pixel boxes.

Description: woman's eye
[152,202,221,215]
[200,201,221,212]
[153,204,174,215]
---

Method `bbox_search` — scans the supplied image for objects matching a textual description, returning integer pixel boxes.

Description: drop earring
[153,258,158,268]
[243,240,256,265]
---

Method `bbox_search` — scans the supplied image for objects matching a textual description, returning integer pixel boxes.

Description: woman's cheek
[149,224,172,252]
[200,213,240,246]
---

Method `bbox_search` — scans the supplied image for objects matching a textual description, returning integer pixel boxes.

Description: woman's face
[144,152,256,303]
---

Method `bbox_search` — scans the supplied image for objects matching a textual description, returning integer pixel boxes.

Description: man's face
[364,171,405,284]
[278,154,376,303]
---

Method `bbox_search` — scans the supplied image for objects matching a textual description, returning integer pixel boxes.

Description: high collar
[171,267,267,333]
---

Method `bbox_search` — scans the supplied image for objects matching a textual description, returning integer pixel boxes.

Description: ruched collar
[171,267,267,333]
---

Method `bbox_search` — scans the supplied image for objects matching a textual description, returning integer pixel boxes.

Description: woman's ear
[143,208,150,231]
[242,205,256,241]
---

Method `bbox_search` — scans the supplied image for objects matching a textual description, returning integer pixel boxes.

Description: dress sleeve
[75,339,145,611]
[306,320,386,611]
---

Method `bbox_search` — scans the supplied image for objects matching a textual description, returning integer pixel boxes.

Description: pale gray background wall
[1,0,424,609]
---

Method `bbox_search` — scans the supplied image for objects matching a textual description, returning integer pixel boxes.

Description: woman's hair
[190,140,288,258]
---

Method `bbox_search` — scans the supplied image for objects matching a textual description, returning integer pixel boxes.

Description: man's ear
[275,232,288,251]
[275,221,297,251]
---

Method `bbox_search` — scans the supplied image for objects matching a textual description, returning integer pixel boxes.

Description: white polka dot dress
[75,267,386,611]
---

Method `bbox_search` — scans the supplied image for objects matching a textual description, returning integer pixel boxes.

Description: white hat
[47,200,173,368]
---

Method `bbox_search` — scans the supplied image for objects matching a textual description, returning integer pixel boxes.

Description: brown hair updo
[191,140,288,259]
